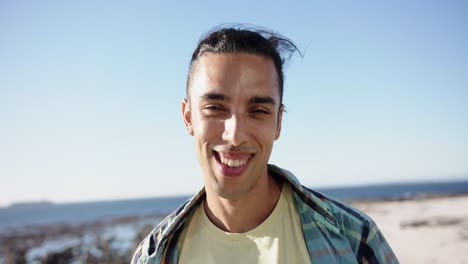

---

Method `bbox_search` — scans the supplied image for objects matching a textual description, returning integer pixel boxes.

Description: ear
[274,104,284,140]
[182,98,194,136]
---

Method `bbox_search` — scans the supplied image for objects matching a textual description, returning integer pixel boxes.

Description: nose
[222,114,249,146]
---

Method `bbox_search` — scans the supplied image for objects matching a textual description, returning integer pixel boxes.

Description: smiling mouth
[213,151,252,167]
[212,150,253,176]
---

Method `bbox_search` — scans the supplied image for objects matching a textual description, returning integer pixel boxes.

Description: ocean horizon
[2,179,468,232]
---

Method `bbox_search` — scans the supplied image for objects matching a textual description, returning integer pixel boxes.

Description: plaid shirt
[132,164,399,264]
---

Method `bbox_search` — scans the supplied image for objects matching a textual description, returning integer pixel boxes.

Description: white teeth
[220,156,248,167]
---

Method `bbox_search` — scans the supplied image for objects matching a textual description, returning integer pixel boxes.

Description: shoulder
[303,186,374,232]
[269,164,398,263]
[130,207,183,264]
[301,187,398,263]
[270,164,380,235]
[131,190,206,264]
[311,188,398,262]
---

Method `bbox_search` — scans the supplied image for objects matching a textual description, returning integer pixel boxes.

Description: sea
[2,179,468,232]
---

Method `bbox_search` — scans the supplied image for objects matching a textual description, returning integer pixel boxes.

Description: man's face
[182,52,283,199]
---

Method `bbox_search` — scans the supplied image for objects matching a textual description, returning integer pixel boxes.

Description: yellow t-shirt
[178,184,311,264]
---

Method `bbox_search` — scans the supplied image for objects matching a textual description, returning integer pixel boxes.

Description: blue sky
[1,1,467,206]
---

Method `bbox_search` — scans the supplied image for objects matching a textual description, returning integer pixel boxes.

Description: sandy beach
[353,195,468,264]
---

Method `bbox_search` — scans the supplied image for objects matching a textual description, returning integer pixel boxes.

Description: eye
[249,108,271,117]
[204,104,224,111]
[253,109,269,114]
[202,104,227,116]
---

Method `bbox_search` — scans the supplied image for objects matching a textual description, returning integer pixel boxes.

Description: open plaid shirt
[132,164,399,264]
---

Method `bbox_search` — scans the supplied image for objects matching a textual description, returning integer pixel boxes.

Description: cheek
[194,118,224,141]
[251,121,278,140]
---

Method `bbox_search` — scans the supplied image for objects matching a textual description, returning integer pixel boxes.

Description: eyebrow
[249,96,276,106]
[200,92,228,101]
[200,92,276,106]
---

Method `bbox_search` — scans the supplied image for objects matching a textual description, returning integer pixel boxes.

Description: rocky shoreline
[2,194,468,264]
[0,214,162,264]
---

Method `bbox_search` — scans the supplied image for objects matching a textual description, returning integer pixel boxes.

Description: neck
[203,173,282,233]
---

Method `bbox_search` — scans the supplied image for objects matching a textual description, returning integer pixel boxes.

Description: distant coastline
[4,179,468,209]
[8,200,55,209]
[1,179,467,232]
[315,179,468,201]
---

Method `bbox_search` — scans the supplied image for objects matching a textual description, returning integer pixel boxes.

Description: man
[132,26,398,264]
